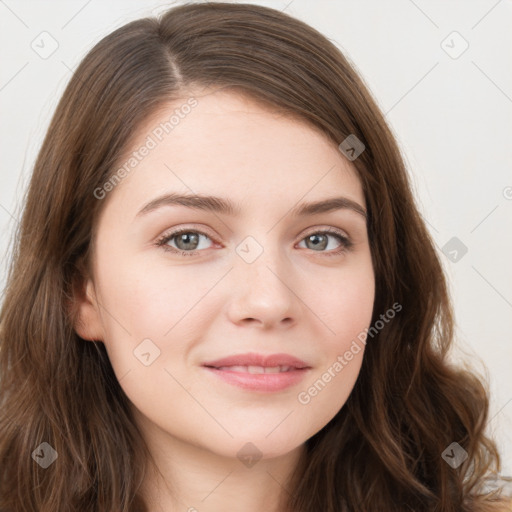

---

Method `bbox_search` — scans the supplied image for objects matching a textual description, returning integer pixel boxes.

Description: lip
[202,352,310,369]
[201,352,311,393]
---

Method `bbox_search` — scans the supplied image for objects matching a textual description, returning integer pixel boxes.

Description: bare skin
[74,88,375,511]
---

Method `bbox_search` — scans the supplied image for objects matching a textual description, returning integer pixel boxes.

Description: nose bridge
[235,231,286,282]
[228,231,297,322]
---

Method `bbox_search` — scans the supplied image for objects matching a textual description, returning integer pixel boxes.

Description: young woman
[0,2,509,511]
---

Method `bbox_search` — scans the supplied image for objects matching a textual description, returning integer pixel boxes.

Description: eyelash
[155,226,353,257]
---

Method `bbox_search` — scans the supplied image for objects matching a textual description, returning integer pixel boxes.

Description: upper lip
[202,352,310,369]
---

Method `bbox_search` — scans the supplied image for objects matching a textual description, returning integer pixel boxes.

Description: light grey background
[1,0,511,474]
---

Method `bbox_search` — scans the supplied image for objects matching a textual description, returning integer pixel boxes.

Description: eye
[297,228,353,256]
[156,228,215,254]
[155,227,353,256]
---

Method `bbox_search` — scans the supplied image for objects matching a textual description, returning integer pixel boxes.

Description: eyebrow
[135,192,367,219]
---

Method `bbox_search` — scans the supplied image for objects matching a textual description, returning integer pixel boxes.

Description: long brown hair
[0,2,506,511]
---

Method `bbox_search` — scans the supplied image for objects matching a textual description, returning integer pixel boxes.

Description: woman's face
[76,89,375,461]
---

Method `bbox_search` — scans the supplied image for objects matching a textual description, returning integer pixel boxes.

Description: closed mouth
[207,365,303,373]
[202,352,311,371]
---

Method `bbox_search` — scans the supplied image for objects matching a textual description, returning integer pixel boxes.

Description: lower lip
[203,366,310,392]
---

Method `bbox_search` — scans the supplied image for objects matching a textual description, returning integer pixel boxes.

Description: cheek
[96,253,214,338]
[93,260,207,426]
[291,260,374,429]
[313,260,375,349]
[296,351,364,436]
[94,253,221,386]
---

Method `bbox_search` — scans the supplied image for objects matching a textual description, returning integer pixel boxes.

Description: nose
[225,240,300,329]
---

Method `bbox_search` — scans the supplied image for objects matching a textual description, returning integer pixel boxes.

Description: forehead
[104,88,364,214]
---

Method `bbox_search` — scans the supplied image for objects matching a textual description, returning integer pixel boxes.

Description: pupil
[308,234,327,250]
[179,233,198,250]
